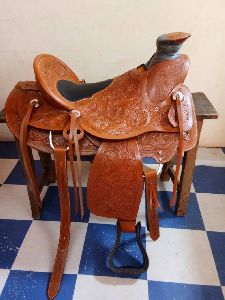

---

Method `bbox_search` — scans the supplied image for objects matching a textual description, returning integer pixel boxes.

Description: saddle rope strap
[68,110,84,218]
[170,90,184,208]
[19,99,42,209]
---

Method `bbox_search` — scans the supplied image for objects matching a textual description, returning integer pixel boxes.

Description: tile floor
[0,141,224,300]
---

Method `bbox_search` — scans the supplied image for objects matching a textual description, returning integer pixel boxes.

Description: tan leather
[170,89,184,207]
[19,99,42,209]
[87,139,144,222]
[48,146,71,300]
[68,116,79,215]
[144,166,160,241]
[34,54,80,109]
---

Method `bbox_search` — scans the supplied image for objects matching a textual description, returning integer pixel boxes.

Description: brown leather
[4,32,198,299]
[48,146,71,300]
[87,139,143,223]
[144,166,160,241]
[19,99,42,209]
[68,115,79,215]
[170,89,184,207]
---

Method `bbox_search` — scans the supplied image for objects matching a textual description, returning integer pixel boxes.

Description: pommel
[145,32,191,69]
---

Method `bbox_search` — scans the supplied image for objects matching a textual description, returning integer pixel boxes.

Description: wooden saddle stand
[5,32,197,299]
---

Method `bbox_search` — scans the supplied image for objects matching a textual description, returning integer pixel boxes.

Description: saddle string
[19,99,42,208]
[69,110,84,219]
[170,90,184,208]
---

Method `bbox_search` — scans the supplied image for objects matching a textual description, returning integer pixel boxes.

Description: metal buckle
[172,91,184,101]
[30,99,40,108]
[70,110,81,118]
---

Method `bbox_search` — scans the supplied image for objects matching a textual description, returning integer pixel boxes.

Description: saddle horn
[146,32,191,69]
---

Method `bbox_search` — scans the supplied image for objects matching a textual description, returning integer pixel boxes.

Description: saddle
[5,32,197,299]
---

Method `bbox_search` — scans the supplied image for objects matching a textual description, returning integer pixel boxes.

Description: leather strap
[71,110,84,218]
[48,146,71,300]
[68,113,79,215]
[118,219,136,233]
[144,167,160,241]
[65,110,84,218]
[170,91,184,207]
[19,99,41,209]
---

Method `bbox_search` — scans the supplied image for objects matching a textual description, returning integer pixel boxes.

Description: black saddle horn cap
[145,32,191,69]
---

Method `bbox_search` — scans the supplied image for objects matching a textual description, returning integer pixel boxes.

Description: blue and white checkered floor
[0,141,225,300]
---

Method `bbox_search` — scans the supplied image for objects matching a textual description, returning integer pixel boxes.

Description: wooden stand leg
[175,120,203,216]
[38,151,56,190]
[15,138,41,219]
[160,155,177,182]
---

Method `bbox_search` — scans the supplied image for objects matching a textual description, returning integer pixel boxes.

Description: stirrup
[108,221,149,274]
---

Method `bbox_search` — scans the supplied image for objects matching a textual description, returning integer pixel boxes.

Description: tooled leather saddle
[5,32,197,299]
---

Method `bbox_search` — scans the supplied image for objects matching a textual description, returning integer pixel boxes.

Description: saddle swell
[4,32,197,299]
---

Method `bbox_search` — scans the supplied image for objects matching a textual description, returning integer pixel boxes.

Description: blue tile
[193,166,225,194]
[40,186,90,222]
[142,157,156,164]
[0,141,18,159]
[207,231,225,286]
[157,191,205,230]
[4,160,43,185]
[0,220,31,269]
[79,223,147,279]
[148,281,224,300]
[0,270,76,300]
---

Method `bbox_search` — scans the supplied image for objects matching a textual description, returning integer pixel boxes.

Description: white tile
[197,193,225,232]
[137,191,147,226]
[31,149,40,160]
[0,159,18,183]
[89,213,116,225]
[73,274,148,300]
[158,179,195,193]
[0,269,10,296]
[0,184,48,220]
[222,286,225,299]
[12,221,87,274]
[144,162,195,192]
[196,147,225,167]
[51,161,91,187]
[146,228,220,285]
[0,185,33,220]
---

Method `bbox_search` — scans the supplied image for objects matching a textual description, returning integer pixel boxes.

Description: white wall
[0,0,225,146]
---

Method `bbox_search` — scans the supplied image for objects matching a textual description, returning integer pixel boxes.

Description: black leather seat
[57,79,113,101]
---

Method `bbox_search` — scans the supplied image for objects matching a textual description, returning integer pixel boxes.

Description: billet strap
[170,90,184,208]
[108,221,149,274]
[19,99,41,209]
[144,167,160,241]
[48,146,71,300]
[69,110,84,218]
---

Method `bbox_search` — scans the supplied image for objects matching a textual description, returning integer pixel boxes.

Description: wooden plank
[192,92,219,119]
[176,119,203,216]
[0,109,5,123]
